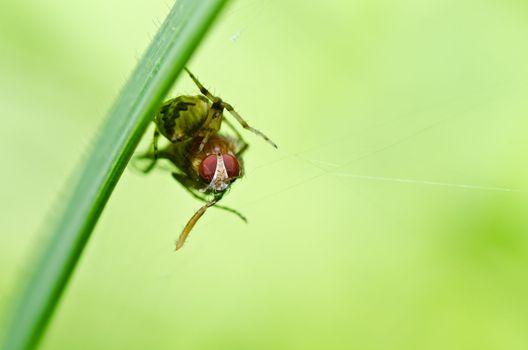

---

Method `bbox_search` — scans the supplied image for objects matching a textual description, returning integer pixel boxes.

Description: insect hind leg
[222,102,278,149]
[185,67,277,149]
[131,128,161,173]
[184,68,217,102]
[143,128,161,173]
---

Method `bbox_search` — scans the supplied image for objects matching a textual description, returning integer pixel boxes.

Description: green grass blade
[1,1,229,349]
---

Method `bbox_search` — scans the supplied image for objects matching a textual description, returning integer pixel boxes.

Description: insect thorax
[155,95,215,142]
[161,135,241,190]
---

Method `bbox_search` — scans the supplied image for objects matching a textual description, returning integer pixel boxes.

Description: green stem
[1,1,229,349]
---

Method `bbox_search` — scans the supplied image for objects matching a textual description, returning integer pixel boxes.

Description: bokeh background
[2,0,528,349]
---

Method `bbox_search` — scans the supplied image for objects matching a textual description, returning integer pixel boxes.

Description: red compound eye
[222,154,239,178]
[199,155,217,182]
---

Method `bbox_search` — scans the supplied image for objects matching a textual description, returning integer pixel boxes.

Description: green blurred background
[2,0,528,349]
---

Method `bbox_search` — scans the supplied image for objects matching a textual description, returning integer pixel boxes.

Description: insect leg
[236,142,249,158]
[198,128,214,152]
[222,116,245,141]
[222,101,278,148]
[175,192,226,251]
[185,67,277,148]
[133,128,161,173]
[222,117,249,157]
[152,127,160,160]
[198,105,223,151]
[172,173,247,222]
[144,128,160,173]
[184,67,217,102]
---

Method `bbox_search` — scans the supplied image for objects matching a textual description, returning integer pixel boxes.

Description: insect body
[140,68,276,250]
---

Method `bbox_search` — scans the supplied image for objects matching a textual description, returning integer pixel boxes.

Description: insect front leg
[175,192,226,251]
[172,173,247,222]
